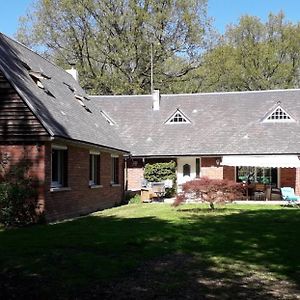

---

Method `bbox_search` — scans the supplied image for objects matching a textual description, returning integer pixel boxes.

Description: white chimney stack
[66,66,79,81]
[152,89,160,111]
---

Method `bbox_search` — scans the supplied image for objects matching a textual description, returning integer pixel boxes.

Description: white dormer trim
[262,104,295,123]
[100,110,115,125]
[165,109,191,124]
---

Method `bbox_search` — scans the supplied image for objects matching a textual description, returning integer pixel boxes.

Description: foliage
[174,177,245,209]
[17,0,213,95]
[194,12,300,92]
[128,194,141,204]
[144,161,176,183]
[144,161,176,197]
[0,162,38,227]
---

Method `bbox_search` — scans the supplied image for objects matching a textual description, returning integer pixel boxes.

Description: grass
[1,203,300,299]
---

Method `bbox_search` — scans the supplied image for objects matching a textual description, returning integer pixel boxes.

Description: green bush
[128,194,141,204]
[144,161,176,183]
[144,161,176,198]
[0,163,38,227]
[0,182,37,227]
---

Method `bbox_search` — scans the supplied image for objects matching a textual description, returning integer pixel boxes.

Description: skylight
[263,105,295,123]
[100,110,115,125]
[165,109,191,124]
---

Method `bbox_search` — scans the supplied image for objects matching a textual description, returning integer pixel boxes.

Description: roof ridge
[89,94,151,98]
[0,32,75,79]
[90,88,300,99]
[163,88,300,97]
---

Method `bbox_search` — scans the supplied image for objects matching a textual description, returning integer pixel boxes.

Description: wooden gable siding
[0,72,49,141]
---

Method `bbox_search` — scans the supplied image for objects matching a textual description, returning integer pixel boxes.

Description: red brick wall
[295,168,300,195]
[223,166,235,181]
[280,168,296,189]
[127,167,144,191]
[0,144,46,214]
[201,157,223,179]
[201,157,220,167]
[45,143,124,221]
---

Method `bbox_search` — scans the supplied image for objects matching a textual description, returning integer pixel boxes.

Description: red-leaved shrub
[173,177,245,209]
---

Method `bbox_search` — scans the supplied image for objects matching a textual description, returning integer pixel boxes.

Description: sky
[1,0,300,37]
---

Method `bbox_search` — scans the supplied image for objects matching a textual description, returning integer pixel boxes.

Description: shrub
[128,194,141,204]
[0,162,39,227]
[173,177,245,209]
[144,161,176,197]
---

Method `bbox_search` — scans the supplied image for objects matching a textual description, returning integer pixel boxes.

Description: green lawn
[1,203,300,299]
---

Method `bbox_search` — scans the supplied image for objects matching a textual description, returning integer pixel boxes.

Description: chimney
[152,89,160,111]
[66,66,79,81]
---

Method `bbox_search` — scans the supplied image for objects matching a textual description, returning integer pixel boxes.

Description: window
[165,109,191,124]
[29,70,55,97]
[51,147,68,188]
[196,158,201,178]
[263,105,295,123]
[183,164,191,177]
[100,110,115,125]
[236,167,278,186]
[89,153,100,186]
[111,156,119,184]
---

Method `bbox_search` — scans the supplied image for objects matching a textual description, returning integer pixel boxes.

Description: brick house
[91,90,300,198]
[0,33,129,221]
[2,31,300,220]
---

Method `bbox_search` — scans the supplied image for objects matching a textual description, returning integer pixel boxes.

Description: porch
[126,155,300,201]
[176,155,300,201]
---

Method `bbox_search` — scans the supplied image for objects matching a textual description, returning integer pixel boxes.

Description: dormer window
[263,104,295,123]
[29,70,51,80]
[29,71,55,97]
[165,109,191,124]
[74,93,91,113]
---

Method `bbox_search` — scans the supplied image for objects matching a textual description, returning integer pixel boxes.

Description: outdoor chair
[253,183,266,200]
[151,182,166,201]
[280,187,300,206]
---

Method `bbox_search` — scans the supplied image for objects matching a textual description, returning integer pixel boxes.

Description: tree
[173,177,244,210]
[17,0,213,95]
[190,12,300,92]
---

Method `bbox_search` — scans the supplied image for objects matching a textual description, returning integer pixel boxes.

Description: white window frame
[263,105,295,123]
[165,109,191,124]
[89,152,100,186]
[111,154,119,184]
[51,145,68,188]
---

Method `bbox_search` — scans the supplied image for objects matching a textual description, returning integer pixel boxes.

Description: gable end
[0,72,49,141]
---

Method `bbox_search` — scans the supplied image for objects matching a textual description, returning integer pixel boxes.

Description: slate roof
[91,90,300,156]
[0,33,128,153]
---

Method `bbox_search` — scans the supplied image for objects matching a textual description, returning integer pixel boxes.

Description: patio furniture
[141,188,154,202]
[141,182,166,202]
[253,183,266,200]
[151,182,166,201]
[281,187,300,206]
[270,187,282,200]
